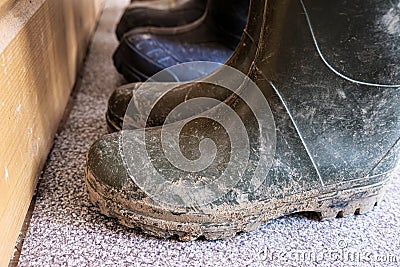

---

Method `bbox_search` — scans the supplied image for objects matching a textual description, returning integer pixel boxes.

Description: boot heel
[316,180,389,220]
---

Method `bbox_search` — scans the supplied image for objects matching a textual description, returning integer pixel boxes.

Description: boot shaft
[251,0,400,183]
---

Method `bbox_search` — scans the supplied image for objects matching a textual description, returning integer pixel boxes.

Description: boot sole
[85,168,394,241]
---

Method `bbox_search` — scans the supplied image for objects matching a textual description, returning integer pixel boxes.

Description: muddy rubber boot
[87,0,400,241]
[112,0,249,82]
[116,0,207,41]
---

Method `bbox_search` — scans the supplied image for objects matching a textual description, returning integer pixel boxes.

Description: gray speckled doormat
[18,1,400,266]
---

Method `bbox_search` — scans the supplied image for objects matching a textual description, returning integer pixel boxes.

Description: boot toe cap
[107,84,138,131]
[86,133,129,189]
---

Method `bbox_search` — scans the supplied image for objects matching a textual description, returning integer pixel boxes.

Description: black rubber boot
[107,0,260,132]
[116,0,207,41]
[113,0,249,82]
[87,0,400,241]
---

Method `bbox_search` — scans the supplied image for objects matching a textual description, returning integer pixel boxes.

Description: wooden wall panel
[0,0,17,17]
[0,1,104,265]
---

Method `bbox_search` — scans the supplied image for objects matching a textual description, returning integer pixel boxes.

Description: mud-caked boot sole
[85,161,392,241]
[85,132,395,241]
